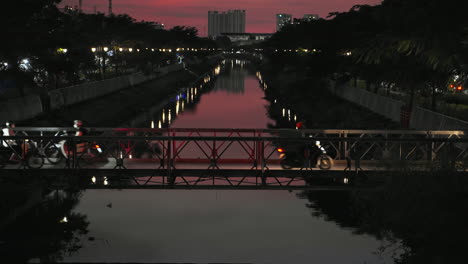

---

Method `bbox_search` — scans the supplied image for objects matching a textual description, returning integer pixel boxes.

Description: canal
[3,60,399,263]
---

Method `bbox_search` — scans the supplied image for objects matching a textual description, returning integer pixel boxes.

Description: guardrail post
[344,154,352,171]
[399,142,403,161]
[343,131,348,161]
[172,131,176,170]
[167,136,173,184]
[252,131,257,169]
[430,134,436,161]
[70,137,77,169]
[260,139,266,186]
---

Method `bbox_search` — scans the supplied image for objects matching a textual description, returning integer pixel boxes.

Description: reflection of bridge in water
[1,128,467,189]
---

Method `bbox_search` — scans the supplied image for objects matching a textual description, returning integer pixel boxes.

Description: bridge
[1,128,467,189]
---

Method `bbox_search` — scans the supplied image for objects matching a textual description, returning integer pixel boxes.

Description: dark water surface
[62,190,388,263]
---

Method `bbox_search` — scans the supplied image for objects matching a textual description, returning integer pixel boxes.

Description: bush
[443,94,468,105]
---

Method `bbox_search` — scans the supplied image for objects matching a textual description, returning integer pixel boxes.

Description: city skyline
[60,0,381,36]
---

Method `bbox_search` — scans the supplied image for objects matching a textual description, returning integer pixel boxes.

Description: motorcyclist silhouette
[60,120,89,158]
[296,121,322,167]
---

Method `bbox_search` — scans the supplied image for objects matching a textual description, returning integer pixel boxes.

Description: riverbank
[258,62,400,129]
[20,58,222,127]
[330,81,468,130]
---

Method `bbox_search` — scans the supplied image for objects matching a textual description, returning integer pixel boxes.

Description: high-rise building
[208,10,246,38]
[276,14,292,31]
[303,14,320,21]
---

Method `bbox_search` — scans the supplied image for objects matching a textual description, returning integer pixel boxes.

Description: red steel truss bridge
[1,128,467,189]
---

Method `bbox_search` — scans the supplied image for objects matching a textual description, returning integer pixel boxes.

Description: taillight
[277,148,284,153]
[95,144,103,153]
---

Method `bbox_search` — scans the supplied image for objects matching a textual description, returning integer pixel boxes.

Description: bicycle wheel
[26,151,44,169]
[280,159,293,169]
[45,144,64,165]
[319,155,333,170]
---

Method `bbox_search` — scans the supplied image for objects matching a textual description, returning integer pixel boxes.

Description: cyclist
[1,121,24,161]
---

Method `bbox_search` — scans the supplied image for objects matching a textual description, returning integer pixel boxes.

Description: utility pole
[108,0,113,15]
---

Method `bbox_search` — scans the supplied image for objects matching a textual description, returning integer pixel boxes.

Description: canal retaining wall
[0,94,43,122]
[330,81,468,130]
[0,64,184,123]
[48,64,184,110]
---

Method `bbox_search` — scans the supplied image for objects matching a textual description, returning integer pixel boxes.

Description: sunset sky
[61,0,382,35]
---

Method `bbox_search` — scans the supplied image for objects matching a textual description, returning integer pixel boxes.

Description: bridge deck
[2,128,467,190]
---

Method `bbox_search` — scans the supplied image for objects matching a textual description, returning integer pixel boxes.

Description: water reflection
[297,171,468,263]
[121,60,280,130]
[142,63,222,129]
[212,66,246,94]
[0,186,89,262]
[3,165,468,262]
[256,70,301,129]
[60,189,388,263]
[167,60,274,129]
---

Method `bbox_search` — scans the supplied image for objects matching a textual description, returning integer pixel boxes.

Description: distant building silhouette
[278,14,320,29]
[153,22,165,30]
[221,33,273,46]
[303,14,320,21]
[276,14,292,31]
[208,10,246,38]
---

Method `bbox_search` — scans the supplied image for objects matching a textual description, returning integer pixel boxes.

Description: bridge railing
[1,128,468,171]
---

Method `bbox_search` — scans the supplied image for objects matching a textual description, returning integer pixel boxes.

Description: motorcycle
[60,140,105,165]
[277,140,333,170]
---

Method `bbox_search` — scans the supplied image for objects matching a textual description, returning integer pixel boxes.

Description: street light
[129,48,133,52]
[119,48,123,52]
[91,47,97,53]
[103,47,109,52]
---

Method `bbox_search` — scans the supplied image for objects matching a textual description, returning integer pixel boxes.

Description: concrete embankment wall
[330,82,468,130]
[0,95,43,122]
[0,64,184,122]
[410,107,468,130]
[49,64,184,110]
